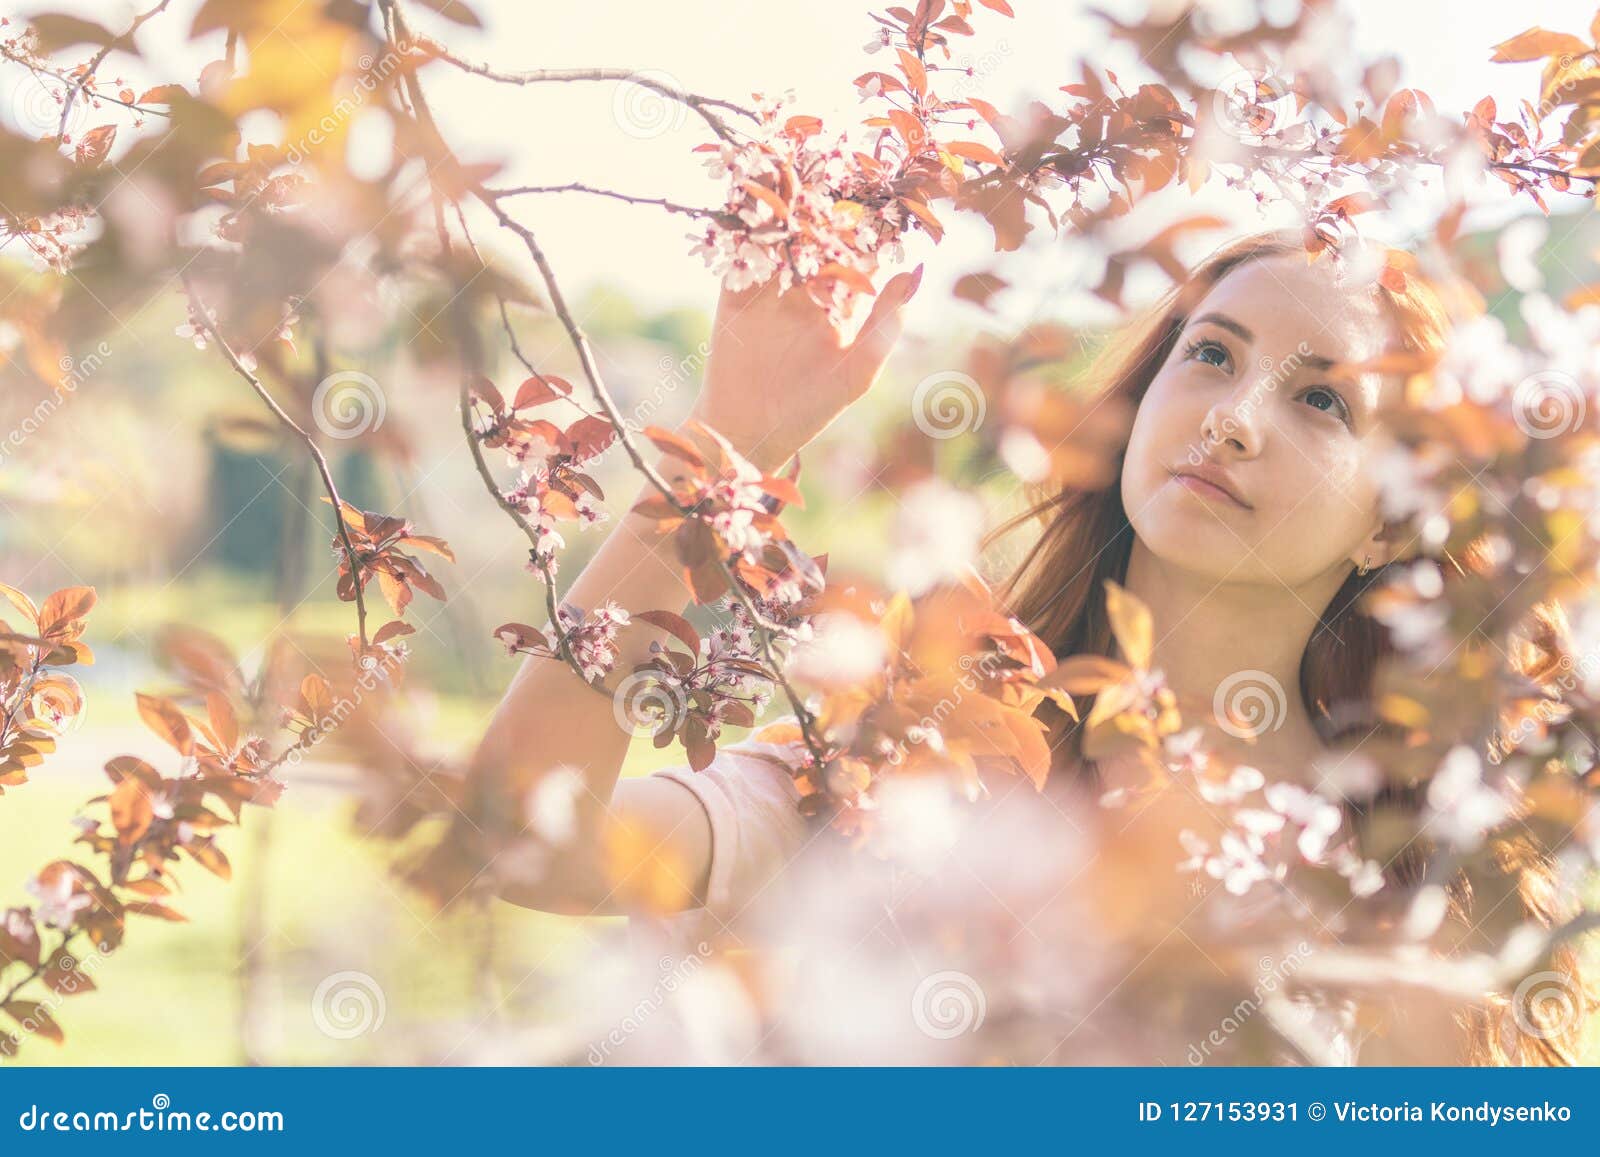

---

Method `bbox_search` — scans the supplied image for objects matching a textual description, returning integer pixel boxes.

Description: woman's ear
[1351,518,1410,570]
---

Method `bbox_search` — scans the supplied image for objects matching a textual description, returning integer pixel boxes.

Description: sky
[12,0,1600,332]
[400,0,1599,332]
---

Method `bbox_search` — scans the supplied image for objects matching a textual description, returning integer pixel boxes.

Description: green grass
[0,774,609,1065]
[0,570,727,1067]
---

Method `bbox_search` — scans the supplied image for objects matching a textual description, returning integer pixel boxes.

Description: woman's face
[1120,253,1402,588]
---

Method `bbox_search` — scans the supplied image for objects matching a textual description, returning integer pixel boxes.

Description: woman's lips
[1172,472,1251,510]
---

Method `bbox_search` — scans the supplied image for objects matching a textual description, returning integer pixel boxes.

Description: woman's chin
[1131,511,1253,571]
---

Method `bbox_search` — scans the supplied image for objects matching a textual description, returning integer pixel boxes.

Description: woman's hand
[687,263,924,471]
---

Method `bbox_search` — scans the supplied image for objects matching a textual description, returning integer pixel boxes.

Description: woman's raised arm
[469,266,923,916]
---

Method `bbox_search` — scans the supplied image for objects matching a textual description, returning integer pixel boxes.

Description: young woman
[469,231,1588,1065]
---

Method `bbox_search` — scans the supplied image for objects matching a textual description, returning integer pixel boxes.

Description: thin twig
[381,0,829,772]
[0,47,171,123]
[180,277,371,651]
[0,930,79,1008]
[488,182,717,219]
[395,32,756,142]
[55,0,174,139]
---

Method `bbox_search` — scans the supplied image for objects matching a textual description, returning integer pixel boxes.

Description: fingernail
[907,262,925,299]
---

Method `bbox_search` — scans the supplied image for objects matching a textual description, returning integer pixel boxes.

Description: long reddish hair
[986,231,1590,1065]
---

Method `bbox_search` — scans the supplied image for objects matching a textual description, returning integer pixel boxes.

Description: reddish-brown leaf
[74,124,117,168]
[109,776,154,847]
[135,693,193,755]
[511,374,573,410]
[634,610,702,656]
[3,1000,62,1044]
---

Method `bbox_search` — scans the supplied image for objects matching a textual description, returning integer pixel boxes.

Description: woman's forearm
[466,443,701,890]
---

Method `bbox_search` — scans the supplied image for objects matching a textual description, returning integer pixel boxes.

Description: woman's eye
[1185,339,1231,370]
[1302,386,1351,424]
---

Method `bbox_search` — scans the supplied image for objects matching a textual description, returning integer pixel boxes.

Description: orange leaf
[109,776,154,846]
[896,48,927,96]
[815,262,878,296]
[1103,579,1153,671]
[1043,654,1133,694]
[944,139,1006,166]
[135,692,194,755]
[740,180,790,222]
[1490,27,1591,63]
[39,586,96,637]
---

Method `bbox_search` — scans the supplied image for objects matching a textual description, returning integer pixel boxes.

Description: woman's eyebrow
[1191,312,1253,343]
[1192,311,1339,373]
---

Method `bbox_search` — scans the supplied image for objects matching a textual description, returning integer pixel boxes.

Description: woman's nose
[1201,385,1265,458]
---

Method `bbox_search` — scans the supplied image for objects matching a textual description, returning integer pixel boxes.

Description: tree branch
[179,278,371,652]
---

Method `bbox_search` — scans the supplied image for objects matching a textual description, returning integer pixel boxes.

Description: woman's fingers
[844,262,924,396]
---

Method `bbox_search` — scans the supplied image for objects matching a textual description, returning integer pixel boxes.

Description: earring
[1357,554,1372,576]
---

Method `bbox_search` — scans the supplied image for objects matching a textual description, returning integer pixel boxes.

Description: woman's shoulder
[644,716,814,915]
